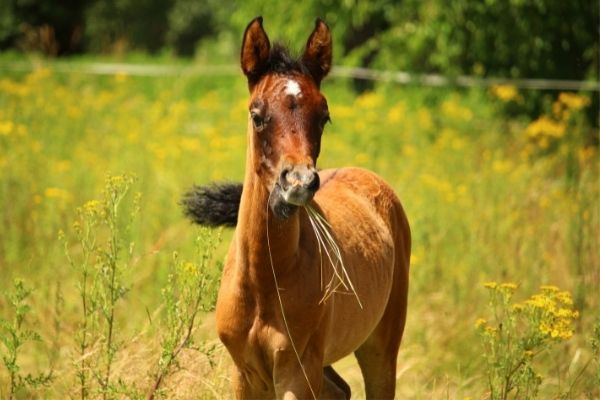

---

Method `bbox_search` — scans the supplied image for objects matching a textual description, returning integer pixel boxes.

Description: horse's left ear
[241,16,271,89]
[302,18,332,86]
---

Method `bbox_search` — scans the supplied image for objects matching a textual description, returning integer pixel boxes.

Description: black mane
[266,43,310,76]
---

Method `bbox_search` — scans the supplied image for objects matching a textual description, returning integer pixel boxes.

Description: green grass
[0,56,598,399]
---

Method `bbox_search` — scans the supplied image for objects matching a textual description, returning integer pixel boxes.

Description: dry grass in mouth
[304,204,362,308]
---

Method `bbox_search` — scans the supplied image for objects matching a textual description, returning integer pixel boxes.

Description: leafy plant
[147,228,222,399]
[63,174,140,399]
[0,279,53,399]
[476,283,579,400]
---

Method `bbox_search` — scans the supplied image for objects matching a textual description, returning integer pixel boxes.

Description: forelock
[266,43,310,76]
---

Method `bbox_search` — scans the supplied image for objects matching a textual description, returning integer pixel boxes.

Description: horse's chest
[215,276,282,362]
[216,287,288,393]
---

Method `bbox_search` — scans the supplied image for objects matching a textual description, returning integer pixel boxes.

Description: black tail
[181,183,243,227]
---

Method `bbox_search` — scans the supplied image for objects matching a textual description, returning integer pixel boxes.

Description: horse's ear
[241,16,271,88]
[302,18,332,86]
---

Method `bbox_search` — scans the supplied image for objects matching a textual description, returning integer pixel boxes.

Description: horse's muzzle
[279,165,320,206]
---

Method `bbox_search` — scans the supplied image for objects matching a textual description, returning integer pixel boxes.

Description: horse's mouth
[269,183,316,219]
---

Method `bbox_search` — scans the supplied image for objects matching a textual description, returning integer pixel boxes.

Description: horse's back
[317,167,409,248]
[313,167,410,363]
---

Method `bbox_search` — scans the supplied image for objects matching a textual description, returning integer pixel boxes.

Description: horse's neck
[235,169,301,284]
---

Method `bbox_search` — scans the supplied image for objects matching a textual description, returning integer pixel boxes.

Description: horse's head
[241,17,332,218]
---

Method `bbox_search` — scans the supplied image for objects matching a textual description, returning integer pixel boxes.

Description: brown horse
[183,17,410,400]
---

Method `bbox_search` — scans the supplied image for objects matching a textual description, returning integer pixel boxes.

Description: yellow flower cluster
[558,92,590,110]
[441,98,473,122]
[490,84,522,102]
[523,91,591,151]
[478,282,578,342]
[44,187,73,202]
[526,116,565,139]
[521,287,578,340]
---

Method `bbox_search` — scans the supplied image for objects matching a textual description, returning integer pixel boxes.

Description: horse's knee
[231,366,273,399]
[273,349,323,400]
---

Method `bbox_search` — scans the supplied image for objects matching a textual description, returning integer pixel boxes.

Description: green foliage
[2,0,597,86]
[148,229,222,399]
[0,279,52,399]
[83,0,172,54]
[62,174,140,399]
[476,283,579,399]
[165,0,222,57]
[0,0,86,54]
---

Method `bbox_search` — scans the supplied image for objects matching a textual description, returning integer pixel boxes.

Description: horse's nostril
[279,167,291,187]
[306,171,320,192]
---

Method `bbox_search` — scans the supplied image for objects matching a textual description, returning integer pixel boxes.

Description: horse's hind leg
[355,227,409,399]
[320,366,351,399]
[354,287,408,399]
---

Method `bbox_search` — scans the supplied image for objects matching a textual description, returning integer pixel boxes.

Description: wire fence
[1,60,599,92]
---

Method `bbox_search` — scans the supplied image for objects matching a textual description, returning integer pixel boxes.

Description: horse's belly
[315,195,396,364]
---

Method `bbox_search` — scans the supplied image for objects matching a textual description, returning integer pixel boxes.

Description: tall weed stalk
[63,174,140,399]
[147,228,221,400]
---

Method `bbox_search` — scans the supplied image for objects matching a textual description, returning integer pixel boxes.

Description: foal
[184,17,410,400]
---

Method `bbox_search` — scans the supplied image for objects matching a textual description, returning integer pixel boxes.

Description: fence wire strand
[1,61,598,92]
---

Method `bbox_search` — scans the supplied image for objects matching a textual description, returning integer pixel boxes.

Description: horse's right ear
[241,16,271,89]
[302,18,332,87]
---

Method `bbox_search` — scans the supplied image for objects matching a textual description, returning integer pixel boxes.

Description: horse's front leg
[273,347,324,400]
[230,361,275,399]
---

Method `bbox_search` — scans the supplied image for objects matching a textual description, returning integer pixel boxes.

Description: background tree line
[1,0,598,123]
[1,0,597,82]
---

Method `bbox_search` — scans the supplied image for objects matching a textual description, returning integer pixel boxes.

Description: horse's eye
[251,111,265,131]
[321,112,331,129]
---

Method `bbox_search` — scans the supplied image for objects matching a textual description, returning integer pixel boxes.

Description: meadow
[0,58,598,399]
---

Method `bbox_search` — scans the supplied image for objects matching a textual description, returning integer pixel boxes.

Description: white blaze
[284,79,302,97]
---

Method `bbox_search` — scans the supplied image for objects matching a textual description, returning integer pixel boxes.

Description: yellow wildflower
[387,102,406,123]
[526,116,566,139]
[558,92,590,110]
[83,200,101,214]
[475,318,487,329]
[490,84,522,102]
[183,262,196,274]
[512,303,525,312]
[540,285,560,293]
[483,282,498,289]
[526,294,556,311]
[500,283,517,290]
[485,326,497,336]
[44,187,72,202]
[441,98,473,121]
[111,175,124,185]
[0,120,14,135]
[355,92,383,109]
[539,321,552,336]
[555,290,573,305]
